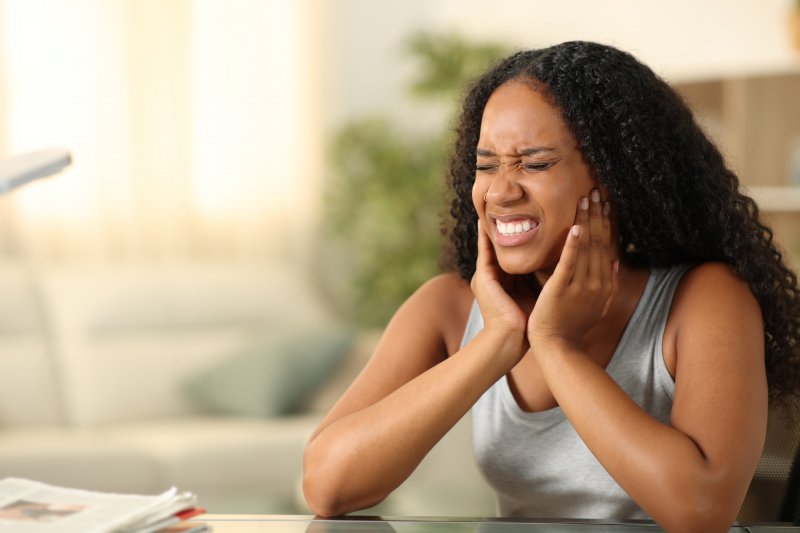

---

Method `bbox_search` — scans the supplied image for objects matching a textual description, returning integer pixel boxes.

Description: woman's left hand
[527,188,619,351]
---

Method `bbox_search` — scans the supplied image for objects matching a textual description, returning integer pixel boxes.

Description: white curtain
[0,0,319,262]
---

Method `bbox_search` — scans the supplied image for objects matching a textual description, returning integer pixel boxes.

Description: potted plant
[315,33,508,327]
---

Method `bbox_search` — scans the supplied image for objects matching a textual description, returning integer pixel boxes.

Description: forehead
[478,81,573,150]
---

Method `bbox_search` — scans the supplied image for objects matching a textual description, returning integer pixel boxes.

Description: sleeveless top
[463,265,692,519]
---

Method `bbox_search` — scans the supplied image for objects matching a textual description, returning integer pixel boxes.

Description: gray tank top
[463,265,692,519]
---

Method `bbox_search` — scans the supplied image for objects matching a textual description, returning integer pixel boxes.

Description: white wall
[320,0,800,129]
[430,0,799,81]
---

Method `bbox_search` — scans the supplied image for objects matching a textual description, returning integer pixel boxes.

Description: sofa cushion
[36,262,339,427]
[0,338,62,426]
[300,329,381,414]
[0,415,321,513]
[0,264,61,425]
[125,415,321,512]
[60,327,255,425]
[0,426,161,494]
[182,326,353,417]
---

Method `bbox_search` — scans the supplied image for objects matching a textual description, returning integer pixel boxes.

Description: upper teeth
[497,220,535,236]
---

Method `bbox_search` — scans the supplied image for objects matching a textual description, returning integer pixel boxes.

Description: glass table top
[195,515,800,533]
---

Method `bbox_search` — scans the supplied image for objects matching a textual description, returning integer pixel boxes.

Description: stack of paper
[0,478,207,533]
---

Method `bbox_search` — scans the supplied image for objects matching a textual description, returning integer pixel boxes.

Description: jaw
[492,229,565,277]
[495,248,546,276]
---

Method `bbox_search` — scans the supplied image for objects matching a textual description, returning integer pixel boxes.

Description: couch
[0,260,495,516]
[2,259,792,520]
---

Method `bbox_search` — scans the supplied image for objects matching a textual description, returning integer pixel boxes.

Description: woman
[303,41,800,532]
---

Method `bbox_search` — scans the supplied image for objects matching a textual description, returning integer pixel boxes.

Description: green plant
[318,33,509,327]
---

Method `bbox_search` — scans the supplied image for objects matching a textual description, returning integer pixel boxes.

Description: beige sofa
[0,260,494,516]
[1,259,795,519]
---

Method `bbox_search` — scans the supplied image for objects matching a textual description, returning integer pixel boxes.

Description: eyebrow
[476,147,558,157]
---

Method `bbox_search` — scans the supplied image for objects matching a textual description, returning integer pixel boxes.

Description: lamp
[0,148,72,423]
[0,149,72,195]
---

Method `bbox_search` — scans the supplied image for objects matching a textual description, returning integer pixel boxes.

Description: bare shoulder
[672,262,761,320]
[663,261,764,378]
[415,271,473,313]
[402,272,474,355]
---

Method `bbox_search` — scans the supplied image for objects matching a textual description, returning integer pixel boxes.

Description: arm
[529,194,767,532]
[303,225,530,516]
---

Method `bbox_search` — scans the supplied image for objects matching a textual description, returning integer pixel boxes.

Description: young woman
[302,41,800,533]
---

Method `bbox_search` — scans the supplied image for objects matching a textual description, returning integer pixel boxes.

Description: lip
[489,213,540,247]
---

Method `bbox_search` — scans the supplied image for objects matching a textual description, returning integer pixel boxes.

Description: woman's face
[472,80,596,276]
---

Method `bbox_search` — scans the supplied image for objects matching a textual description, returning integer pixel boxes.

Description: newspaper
[0,478,206,533]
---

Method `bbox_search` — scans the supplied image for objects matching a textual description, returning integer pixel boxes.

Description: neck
[582,259,651,352]
[532,257,647,288]
[609,259,650,313]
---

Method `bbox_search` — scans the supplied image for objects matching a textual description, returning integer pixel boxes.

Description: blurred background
[0,0,798,518]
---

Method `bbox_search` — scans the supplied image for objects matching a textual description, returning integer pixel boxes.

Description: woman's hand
[527,189,618,352]
[470,220,532,357]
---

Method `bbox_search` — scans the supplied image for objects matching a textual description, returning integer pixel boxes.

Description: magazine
[0,478,207,533]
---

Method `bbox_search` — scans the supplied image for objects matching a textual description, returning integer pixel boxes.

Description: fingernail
[580,197,589,210]
[614,260,619,273]
[603,202,611,216]
[591,189,600,203]
[571,225,580,236]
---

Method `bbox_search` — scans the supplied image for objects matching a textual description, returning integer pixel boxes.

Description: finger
[475,220,496,273]
[602,259,620,317]
[472,220,524,325]
[572,195,591,281]
[472,221,488,293]
[588,188,604,280]
[550,224,581,290]
[601,201,613,286]
[473,219,508,294]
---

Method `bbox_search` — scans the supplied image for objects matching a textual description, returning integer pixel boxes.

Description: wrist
[530,334,582,361]
[476,327,527,369]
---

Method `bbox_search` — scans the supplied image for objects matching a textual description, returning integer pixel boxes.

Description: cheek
[471,182,484,212]
[550,175,593,222]
[540,186,582,227]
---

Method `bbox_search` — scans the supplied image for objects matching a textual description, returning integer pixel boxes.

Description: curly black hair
[444,41,800,405]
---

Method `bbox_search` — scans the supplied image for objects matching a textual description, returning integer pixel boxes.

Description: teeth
[497,219,537,236]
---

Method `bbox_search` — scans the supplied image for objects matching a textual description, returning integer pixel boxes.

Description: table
[194,515,800,532]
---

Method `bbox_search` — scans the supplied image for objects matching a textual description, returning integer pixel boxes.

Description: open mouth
[495,218,539,237]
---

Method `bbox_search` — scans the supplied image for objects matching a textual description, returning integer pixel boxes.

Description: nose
[485,165,524,205]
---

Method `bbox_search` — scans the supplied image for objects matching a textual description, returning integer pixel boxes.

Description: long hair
[444,41,800,404]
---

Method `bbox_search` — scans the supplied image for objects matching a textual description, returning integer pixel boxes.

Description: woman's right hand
[470,220,532,362]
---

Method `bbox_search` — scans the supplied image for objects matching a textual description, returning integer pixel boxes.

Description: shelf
[666,58,800,85]
[746,186,800,213]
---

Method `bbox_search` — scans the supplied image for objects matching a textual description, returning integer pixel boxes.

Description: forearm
[303,328,521,516]
[535,341,742,533]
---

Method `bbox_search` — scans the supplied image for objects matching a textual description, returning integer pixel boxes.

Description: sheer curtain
[0,0,320,263]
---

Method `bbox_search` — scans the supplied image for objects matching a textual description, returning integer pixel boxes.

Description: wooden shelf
[670,73,800,263]
[667,59,800,85]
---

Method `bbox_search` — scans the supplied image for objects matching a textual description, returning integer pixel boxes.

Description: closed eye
[476,160,559,173]
[523,161,557,171]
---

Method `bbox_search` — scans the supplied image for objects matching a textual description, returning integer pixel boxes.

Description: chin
[496,257,538,276]
[495,247,558,276]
